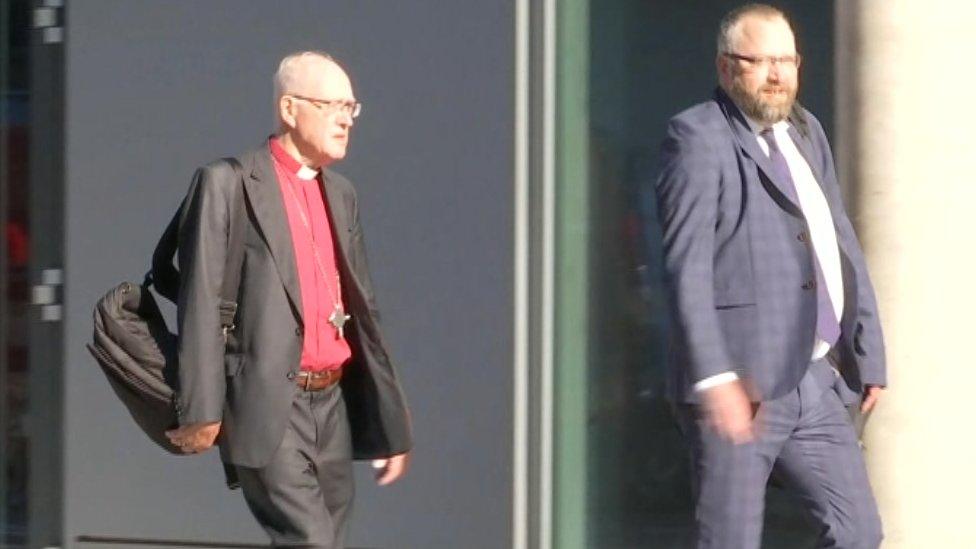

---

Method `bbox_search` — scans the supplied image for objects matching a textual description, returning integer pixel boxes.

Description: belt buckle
[297,368,340,391]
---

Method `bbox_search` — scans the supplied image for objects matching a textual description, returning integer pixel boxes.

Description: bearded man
[652,4,885,548]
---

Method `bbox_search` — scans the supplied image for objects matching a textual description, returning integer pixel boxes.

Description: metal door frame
[27,0,66,545]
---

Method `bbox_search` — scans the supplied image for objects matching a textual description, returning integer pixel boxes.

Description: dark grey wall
[64,2,513,547]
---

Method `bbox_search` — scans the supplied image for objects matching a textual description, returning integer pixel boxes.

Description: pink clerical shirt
[269,137,352,372]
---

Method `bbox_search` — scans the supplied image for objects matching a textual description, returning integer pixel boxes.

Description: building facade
[3,1,973,548]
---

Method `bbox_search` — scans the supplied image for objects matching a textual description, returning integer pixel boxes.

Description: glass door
[549,1,835,547]
[1,0,64,546]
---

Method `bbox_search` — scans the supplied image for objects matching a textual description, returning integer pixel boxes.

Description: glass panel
[553,1,835,547]
[2,0,63,544]
[1,0,33,545]
[553,0,589,548]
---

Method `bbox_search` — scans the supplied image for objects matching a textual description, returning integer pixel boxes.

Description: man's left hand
[372,452,411,486]
[861,385,884,413]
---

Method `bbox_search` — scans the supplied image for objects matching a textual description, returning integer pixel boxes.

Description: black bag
[87,158,246,455]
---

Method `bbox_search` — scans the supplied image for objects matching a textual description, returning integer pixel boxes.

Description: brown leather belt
[295,368,344,391]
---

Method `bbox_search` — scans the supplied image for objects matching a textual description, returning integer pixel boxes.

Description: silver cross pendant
[329,304,351,339]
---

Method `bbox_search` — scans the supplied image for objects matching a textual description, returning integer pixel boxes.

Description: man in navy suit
[653,4,885,547]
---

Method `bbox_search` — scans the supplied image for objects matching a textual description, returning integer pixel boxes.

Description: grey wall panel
[64,1,513,547]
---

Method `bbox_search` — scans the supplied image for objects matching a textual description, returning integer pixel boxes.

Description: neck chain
[283,177,351,339]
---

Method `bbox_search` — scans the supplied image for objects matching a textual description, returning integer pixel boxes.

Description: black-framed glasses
[289,94,362,118]
[723,52,801,70]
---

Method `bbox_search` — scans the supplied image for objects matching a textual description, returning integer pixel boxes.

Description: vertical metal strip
[552,0,589,545]
[833,0,858,210]
[540,0,557,546]
[512,0,530,547]
[0,1,11,535]
[28,1,66,543]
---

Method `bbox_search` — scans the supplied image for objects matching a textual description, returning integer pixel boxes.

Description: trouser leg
[311,384,354,547]
[236,384,354,548]
[678,394,797,549]
[775,388,883,549]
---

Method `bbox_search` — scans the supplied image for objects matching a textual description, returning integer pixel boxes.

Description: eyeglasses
[289,94,362,118]
[723,52,801,70]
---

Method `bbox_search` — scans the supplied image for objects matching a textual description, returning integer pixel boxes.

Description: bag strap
[148,157,247,321]
[148,206,183,302]
[218,158,246,328]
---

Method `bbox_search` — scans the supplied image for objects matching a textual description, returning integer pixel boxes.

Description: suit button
[286,371,296,380]
[801,280,816,290]
[295,327,303,337]
[797,231,808,242]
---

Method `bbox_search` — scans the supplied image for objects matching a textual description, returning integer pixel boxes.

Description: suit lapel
[715,89,803,217]
[321,171,352,265]
[786,125,827,191]
[785,124,857,262]
[785,112,862,306]
[321,171,369,306]
[242,147,304,322]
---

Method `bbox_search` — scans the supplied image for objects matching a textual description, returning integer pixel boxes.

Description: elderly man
[165,51,412,547]
[653,4,884,548]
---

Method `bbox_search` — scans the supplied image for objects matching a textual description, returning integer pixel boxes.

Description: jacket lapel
[785,109,860,302]
[320,170,373,310]
[786,124,827,191]
[785,122,856,259]
[242,147,304,322]
[715,88,803,217]
[321,171,352,265]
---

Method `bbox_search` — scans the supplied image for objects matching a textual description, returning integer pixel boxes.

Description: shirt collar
[269,136,320,180]
[743,113,791,137]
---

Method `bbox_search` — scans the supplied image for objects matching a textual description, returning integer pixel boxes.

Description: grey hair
[716,3,791,55]
[272,50,335,121]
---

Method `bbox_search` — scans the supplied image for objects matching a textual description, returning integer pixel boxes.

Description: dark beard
[728,78,796,125]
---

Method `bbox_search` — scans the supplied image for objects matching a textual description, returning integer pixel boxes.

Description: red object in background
[5,221,28,267]
[5,124,30,268]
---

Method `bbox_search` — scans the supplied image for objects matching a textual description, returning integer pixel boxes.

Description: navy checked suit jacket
[653,88,886,403]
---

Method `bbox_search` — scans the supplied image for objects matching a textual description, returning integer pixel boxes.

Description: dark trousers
[236,383,354,548]
[677,359,883,549]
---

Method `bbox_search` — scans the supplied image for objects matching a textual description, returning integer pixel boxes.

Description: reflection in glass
[553,1,834,546]
[1,0,31,545]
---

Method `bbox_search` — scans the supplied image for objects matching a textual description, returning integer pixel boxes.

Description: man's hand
[165,421,221,454]
[861,385,884,414]
[372,452,410,486]
[701,379,755,444]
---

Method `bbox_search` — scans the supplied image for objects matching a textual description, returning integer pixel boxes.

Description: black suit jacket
[175,144,412,468]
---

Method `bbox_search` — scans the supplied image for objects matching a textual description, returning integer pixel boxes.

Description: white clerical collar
[268,136,321,180]
[296,165,319,180]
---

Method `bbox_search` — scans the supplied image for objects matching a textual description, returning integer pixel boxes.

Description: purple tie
[760,129,841,346]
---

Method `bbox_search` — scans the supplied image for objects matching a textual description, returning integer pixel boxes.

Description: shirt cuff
[693,371,739,392]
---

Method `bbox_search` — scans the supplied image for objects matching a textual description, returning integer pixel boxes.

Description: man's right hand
[701,379,755,444]
[165,421,222,454]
